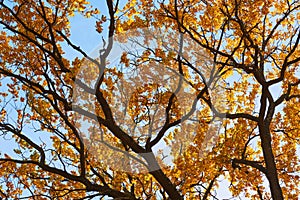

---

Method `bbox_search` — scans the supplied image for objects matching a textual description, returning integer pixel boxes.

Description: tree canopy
[0,0,300,199]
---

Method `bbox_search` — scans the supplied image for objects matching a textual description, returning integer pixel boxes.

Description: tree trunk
[144,152,183,200]
[259,123,283,200]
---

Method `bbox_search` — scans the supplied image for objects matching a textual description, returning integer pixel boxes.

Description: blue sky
[62,1,108,60]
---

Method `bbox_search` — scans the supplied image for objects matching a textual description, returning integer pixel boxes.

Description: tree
[0,0,300,199]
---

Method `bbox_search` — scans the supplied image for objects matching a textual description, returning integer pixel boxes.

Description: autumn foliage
[0,0,300,199]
